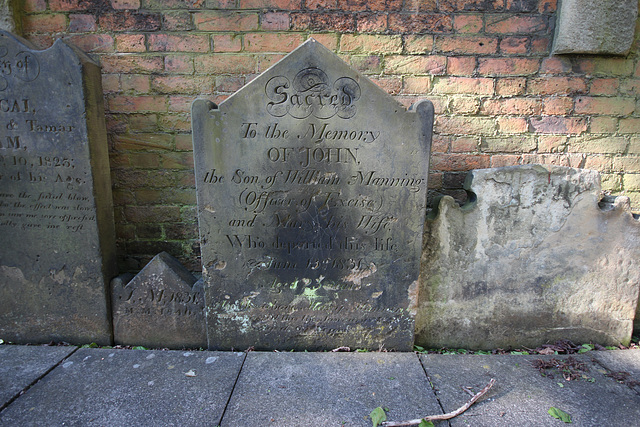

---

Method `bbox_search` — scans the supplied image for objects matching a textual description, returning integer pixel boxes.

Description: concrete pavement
[0,345,639,426]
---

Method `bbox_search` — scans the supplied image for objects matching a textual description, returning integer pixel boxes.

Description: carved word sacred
[192,39,433,351]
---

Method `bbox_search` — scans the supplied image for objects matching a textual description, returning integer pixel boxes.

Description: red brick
[491,154,523,167]
[433,77,494,95]
[215,76,246,93]
[486,14,546,33]
[124,206,181,223]
[129,114,158,132]
[527,77,587,95]
[62,34,114,53]
[336,0,386,11]
[540,57,571,74]
[257,54,285,72]
[589,78,619,96]
[530,116,587,135]
[341,34,402,53]
[344,55,382,73]
[356,13,389,33]
[497,116,528,133]
[49,0,85,10]
[431,153,490,171]
[102,74,120,93]
[152,76,213,94]
[495,77,525,95]
[175,134,194,151]
[24,0,46,12]
[481,97,542,115]
[109,95,168,113]
[168,96,195,112]
[195,54,257,74]
[574,96,635,116]
[245,33,305,52]
[620,79,640,95]
[113,133,174,151]
[451,97,480,114]
[160,152,195,169]
[148,34,209,52]
[542,97,572,115]
[505,0,539,12]
[385,55,446,75]
[101,55,163,73]
[162,11,194,31]
[619,118,640,134]
[478,57,539,76]
[115,34,146,52]
[402,0,437,11]
[530,37,550,54]
[290,12,355,32]
[436,116,495,135]
[453,14,483,33]
[69,14,97,32]
[159,114,192,132]
[99,11,162,31]
[481,136,536,152]
[128,152,161,169]
[194,11,259,31]
[402,76,432,94]
[262,12,290,30]
[388,13,452,33]
[452,137,479,152]
[538,0,556,13]
[306,0,338,9]
[434,35,497,54]
[439,0,504,12]
[164,55,194,74]
[23,14,67,33]
[213,34,242,52]
[310,33,339,50]
[403,35,434,54]
[111,0,140,8]
[239,0,301,8]
[590,117,618,134]
[370,77,402,95]
[537,135,567,153]
[447,56,476,75]
[576,58,634,77]
[499,37,527,54]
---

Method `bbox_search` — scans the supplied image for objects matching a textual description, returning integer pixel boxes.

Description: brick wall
[20,0,640,272]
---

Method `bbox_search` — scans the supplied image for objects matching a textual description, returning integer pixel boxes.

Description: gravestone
[112,252,206,349]
[0,32,116,344]
[192,39,433,351]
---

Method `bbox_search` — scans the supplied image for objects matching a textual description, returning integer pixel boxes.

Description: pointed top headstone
[192,39,433,351]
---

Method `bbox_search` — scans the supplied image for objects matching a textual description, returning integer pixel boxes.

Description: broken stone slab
[111,252,206,349]
[416,165,640,350]
[552,0,638,55]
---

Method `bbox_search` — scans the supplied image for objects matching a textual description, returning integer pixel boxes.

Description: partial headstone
[0,32,116,344]
[192,39,433,351]
[0,1,21,35]
[416,165,640,349]
[552,0,638,55]
[112,252,206,349]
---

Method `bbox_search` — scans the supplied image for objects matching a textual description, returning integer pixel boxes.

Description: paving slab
[592,349,640,394]
[420,354,640,426]
[0,345,76,408]
[0,348,245,426]
[222,352,441,426]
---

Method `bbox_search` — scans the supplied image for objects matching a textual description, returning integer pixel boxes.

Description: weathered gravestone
[0,32,116,344]
[111,252,206,349]
[192,39,433,351]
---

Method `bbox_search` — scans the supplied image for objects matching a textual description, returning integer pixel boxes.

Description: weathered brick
[436,116,495,135]
[112,0,140,8]
[481,136,536,153]
[430,153,491,171]
[100,11,162,31]
[447,56,476,75]
[623,174,640,191]
[162,11,194,31]
[619,118,640,134]
[262,12,290,30]
[290,12,355,32]
[69,14,97,32]
[589,78,619,95]
[370,77,402,95]
[129,114,158,132]
[496,116,528,133]
[148,34,209,52]
[175,134,195,151]
[527,77,587,95]
[590,117,618,134]
[453,14,482,33]
[538,0,556,13]
[128,152,161,169]
[530,37,550,54]
[451,97,480,114]
[495,77,525,95]
[143,0,207,8]
[499,37,527,54]
[152,76,213,94]
[101,55,163,73]
[124,206,182,223]
[310,33,339,50]
[402,76,431,93]
[336,0,386,11]
[115,34,146,52]
[238,0,301,8]
[478,57,539,76]
[194,11,259,31]
[530,117,587,135]
[121,74,151,93]
[434,35,497,54]
[451,136,479,152]
[213,34,242,52]
[24,0,47,12]
[109,95,168,113]
[438,0,503,12]
[169,96,201,113]
[385,55,446,75]
[159,114,191,132]
[627,138,640,154]
[577,58,635,77]
[433,77,494,95]
[540,56,571,74]
[102,74,121,93]
[537,135,567,153]
[160,152,195,169]
[356,13,387,33]
[575,96,636,116]
[567,136,627,154]
[340,34,402,53]
[49,0,86,10]
[403,35,434,54]
[481,97,542,115]
[619,79,640,95]
[306,0,338,10]
[195,54,257,74]
[613,157,640,172]
[245,33,305,52]
[388,13,452,33]
[490,154,522,167]
[486,14,546,33]
[542,97,572,115]
[113,133,174,151]
[62,34,114,53]
[164,55,194,74]
[23,14,67,33]
[256,54,286,72]
[506,0,538,12]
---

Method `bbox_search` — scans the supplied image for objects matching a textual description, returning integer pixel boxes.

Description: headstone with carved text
[192,39,433,351]
[0,32,116,344]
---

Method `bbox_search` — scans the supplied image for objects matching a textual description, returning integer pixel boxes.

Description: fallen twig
[381,378,496,427]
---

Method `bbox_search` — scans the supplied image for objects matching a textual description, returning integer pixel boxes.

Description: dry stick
[382,378,496,427]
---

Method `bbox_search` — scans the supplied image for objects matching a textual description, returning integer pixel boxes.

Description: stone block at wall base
[416,165,640,350]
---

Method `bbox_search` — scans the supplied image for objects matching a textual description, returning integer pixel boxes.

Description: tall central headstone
[192,39,433,351]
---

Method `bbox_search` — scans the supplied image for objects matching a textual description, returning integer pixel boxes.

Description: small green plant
[548,407,572,423]
[577,344,594,353]
[81,342,99,348]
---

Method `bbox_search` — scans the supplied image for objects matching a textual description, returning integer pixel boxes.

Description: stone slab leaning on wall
[416,165,640,350]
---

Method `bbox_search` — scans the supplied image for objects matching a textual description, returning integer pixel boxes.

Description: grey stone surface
[222,352,441,426]
[0,32,116,345]
[0,345,76,407]
[192,38,433,351]
[421,353,640,426]
[592,349,640,393]
[416,165,640,349]
[0,348,245,425]
[112,252,206,349]
[0,1,20,35]
[552,0,638,55]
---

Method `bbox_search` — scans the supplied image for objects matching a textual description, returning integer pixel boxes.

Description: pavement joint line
[0,346,80,414]
[217,350,249,427]
[416,353,452,427]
